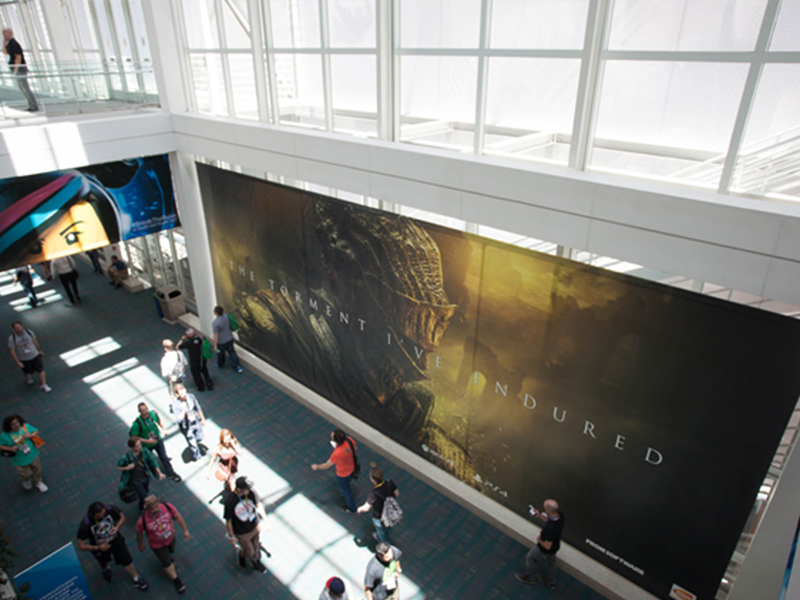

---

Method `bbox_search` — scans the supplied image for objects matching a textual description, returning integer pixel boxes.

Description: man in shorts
[136,494,190,593]
[224,476,268,573]
[76,501,149,590]
[8,321,51,392]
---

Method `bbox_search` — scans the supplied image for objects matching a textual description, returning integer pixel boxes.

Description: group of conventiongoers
[2,272,566,599]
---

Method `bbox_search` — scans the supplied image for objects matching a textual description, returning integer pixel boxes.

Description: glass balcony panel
[276,54,325,129]
[229,54,258,120]
[591,61,748,185]
[182,0,220,49]
[223,0,252,49]
[608,0,767,51]
[400,56,478,151]
[328,0,376,48]
[771,0,800,51]
[331,54,376,136]
[490,0,589,49]
[189,53,229,116]
[269,0,321,48]
[731,64,800,201]
[399,0,481,48]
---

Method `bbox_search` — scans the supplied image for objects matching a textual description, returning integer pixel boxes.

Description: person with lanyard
[2,28,38,112]
[177,328,214,392]
[357,467,400,543]
[13,265,37,308]
[129,401,181,482]
[77,501,148,590]
[171,383,206,461]
[117,437,166,510]
[311,429,359,513]
[7,321,51,392]
[0,414,48,492]
[224,476,269,574]
[136,494,190,594]
[364,542,403,600]
[515,498,565,589]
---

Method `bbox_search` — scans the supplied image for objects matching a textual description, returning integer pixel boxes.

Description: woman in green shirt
[0,414,48,492]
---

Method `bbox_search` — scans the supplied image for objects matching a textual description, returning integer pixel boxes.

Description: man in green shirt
[129,402,181,482]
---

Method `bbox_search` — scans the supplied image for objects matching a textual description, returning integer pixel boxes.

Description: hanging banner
[14,542,92,600]
[0,154,177,270]
[198,163,800,600]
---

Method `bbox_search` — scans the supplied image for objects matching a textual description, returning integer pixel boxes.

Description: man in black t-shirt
[515,498,564,589]
[177,328,214,392]
[224,476,268,574]
[2,28,37,111]
[76,501,149,590]
[357,467,399,543]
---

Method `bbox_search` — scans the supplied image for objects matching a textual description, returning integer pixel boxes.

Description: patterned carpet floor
[0,261,608,600]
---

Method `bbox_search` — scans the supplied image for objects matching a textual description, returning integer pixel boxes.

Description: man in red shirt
[311,429,358,513]
[136,494,191,593]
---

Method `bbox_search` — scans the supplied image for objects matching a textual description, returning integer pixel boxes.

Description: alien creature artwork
[198,162,800,600]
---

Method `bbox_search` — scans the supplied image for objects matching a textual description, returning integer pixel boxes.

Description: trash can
[154,285,186,321]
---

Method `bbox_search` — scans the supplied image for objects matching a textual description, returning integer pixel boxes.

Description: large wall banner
[0,154,177,270]
[199,163,800,600]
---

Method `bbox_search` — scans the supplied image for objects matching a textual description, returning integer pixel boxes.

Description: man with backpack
[177,328,214,392]
[160,339,187,396]
[77,501,149,590]
[212,305,243,374]
[8,321,51,392]
[118,437,166,510]
[13,265,37,308]
[357,468,401,543]
[129,402,181,482]
[136,494,190,594]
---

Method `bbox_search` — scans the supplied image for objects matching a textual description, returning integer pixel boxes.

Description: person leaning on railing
[2,28,38,112]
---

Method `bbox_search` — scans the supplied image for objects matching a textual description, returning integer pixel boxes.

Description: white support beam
[472,0,492,155]
[39,0,74,64]
[717,0,782,194]
[318,0,333,132]
[246,0,270,123]
[260,0,282,125]
[214,0,234,117]
[141,0,189,112]
[569,0,611,172]
[376,0,393,141]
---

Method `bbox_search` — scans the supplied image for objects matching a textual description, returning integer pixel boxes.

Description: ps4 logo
[473,473,508,498]
[421,444,456,467]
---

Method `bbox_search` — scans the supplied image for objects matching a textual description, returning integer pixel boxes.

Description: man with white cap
[177,328,214,392]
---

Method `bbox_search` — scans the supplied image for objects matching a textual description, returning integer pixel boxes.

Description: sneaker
[235,366,243,374]
[35,481,48,493]
[173,577,186,594]
[25,375,34,385]
[102,565,113,582]
[514,573,536,586]
[537,573,555,589]
[169,474,182,482]
[238,554,247,569]
[342,506,355,514]
[133,576,149,591]
[21,479,32,490]
[371,532,378,541]
[41,384,52,393]
[252,561,267,574]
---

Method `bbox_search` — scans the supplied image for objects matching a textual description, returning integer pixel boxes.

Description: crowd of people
[2,261,566,598]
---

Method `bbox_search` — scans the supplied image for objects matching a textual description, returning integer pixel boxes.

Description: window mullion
[473,0,492,155]
[319,0,333,131]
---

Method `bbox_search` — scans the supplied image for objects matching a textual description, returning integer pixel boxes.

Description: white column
[140,0,189,113]
[170,151,216,333]
[728,427,800,600]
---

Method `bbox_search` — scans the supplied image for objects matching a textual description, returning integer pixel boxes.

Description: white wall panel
[167,113,800,306]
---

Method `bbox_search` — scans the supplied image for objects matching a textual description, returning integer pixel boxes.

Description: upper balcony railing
[0,60,159,119]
